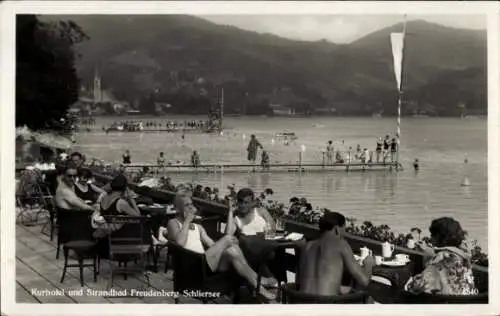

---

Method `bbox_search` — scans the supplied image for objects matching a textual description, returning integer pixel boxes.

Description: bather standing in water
[246,134,263,163]
[191,150,200,168]
[326,141,334,165]
[260,150,270,170]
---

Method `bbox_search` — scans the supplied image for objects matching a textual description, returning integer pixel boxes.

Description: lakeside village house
[71,70,130,116]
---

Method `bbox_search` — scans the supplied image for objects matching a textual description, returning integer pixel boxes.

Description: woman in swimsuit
[93,174,144,258]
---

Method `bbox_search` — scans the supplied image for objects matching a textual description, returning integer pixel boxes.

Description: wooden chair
[281,283,369,304]
[102,215,151,290]
[168,242,243,304]
[57,208,98,287]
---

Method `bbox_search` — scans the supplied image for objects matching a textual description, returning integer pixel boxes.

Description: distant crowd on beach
[101,119,215,133]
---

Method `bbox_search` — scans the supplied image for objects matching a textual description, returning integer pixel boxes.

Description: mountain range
[52,15,486,116]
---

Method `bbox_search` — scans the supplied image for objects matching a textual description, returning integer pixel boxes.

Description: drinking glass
[276,218,285,233]
[264,226,276,239]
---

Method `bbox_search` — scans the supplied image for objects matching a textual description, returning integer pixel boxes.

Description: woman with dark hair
[93,174,143,258]
[74,168,106,204]
[405,217,477,295]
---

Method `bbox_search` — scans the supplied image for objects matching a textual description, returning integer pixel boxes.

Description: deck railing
[92,172,488,292]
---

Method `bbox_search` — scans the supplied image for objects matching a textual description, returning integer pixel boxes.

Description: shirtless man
[54,164,96,212]
[297,211,375,296]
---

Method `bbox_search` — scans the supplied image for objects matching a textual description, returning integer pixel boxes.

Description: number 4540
[463,288,479,295]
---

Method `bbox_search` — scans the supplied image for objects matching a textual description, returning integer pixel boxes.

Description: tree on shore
[16,15,88,132]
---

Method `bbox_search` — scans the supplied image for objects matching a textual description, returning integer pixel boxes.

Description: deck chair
[281,282,369,304]
[168,242,244,304]
[102,215,151,290]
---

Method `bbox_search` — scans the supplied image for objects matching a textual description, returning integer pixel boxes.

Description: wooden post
[299,151,302,172]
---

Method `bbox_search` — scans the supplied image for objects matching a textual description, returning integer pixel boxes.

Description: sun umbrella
[16,126,72,150]
[31,131,72,150]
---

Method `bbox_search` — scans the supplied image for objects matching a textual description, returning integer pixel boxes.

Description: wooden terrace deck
[15,218,263,304]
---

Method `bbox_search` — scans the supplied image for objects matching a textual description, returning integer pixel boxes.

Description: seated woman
[225,188,275,236]
[405,217,477,295]
[93,174,143,258]
[166,191,277,301]
[54,164,96,213]
[74,168,106,204]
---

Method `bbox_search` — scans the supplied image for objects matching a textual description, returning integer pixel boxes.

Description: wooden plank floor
[15,219,245,304]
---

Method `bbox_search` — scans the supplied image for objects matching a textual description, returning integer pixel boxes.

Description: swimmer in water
[413,159,419,171]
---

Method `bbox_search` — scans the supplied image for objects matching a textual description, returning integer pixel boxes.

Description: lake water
[74,116,488,249]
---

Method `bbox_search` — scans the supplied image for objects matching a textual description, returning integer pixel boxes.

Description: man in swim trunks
[297,211,376,296]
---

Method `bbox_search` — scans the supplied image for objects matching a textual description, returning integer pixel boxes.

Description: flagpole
[396,15,407,166]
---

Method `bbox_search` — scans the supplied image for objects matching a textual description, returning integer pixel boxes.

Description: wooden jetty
[124,162,404,174]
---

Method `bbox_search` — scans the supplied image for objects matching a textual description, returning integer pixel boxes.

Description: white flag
[390,32,405,92]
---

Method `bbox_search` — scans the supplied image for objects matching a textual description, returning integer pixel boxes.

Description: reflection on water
[75,117,487,248]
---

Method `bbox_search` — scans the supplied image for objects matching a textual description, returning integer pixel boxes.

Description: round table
[138,205,177,238]
[238,234,301,284]
[373,261,414,289]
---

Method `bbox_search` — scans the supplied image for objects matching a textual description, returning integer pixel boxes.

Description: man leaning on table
[297,211,376,296]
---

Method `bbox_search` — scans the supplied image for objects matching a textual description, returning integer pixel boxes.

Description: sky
[200,15,485,43]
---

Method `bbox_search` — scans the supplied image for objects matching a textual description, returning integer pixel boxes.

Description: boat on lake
[275,132,298,140]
